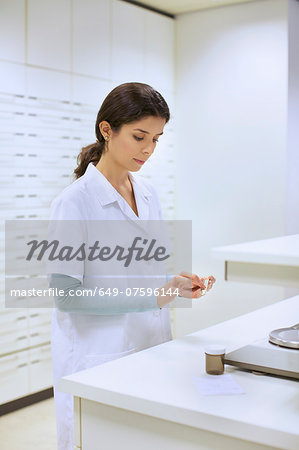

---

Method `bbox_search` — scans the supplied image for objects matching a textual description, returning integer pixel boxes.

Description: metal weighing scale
[224,323,299,380]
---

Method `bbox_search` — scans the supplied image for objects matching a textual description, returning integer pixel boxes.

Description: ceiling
[124,0,262,16]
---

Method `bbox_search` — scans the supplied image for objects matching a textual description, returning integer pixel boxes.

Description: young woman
[48,82,216,450]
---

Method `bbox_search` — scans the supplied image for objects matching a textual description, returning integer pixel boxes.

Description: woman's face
[100,116,166,172]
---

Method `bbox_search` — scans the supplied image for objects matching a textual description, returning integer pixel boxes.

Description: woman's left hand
[206,275,216,292]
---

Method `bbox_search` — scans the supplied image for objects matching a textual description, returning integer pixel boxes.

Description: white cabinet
[144,11,175,93]
[0,309,28,355]
[0,351,30,404]
[0,0,25,63]
[0,343,53,404]
[0,307,52,404]
[72,75,112,107]
[29,344,53,393]
[26,67,71,102]
[29,322,52,348]
[72,0,111,78]
[0,61,25,95]
[27,0,71,71]
[111,1,174,91]
[62,297,299,450]
[111,0,145,83]
[0,319,29,356]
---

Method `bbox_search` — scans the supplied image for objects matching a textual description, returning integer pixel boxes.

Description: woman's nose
[142,143,155,154]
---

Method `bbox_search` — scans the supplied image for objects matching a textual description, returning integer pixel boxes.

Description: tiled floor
[0,398,57,450]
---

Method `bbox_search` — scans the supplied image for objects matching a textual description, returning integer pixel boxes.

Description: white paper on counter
[192,374,245,396]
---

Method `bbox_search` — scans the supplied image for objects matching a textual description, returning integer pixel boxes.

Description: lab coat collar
[85,163,152,220]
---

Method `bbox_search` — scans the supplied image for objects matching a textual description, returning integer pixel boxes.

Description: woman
[48,82,216,450]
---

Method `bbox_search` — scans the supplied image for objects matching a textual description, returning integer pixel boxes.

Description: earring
[105,136,109,141]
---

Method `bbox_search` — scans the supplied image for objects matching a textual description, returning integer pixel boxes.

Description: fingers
[179,272,206,290]
[206,275,216,291]
[179,279,207,299]
[180,272,216,288]
[179,272,193,278]
[179,286,205,299]
[175,273,216,298]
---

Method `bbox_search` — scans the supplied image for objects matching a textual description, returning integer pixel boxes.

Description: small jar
[204,345,226,375]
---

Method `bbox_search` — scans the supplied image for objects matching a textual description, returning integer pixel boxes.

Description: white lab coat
[49,162,173,450]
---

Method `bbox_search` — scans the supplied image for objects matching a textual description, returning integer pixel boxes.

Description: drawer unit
[29,322,51,348]
[0,351,30,404]
[29,344,53,393]
[0,309,28,336]
[28,309,52,329]
[0,325,29,356]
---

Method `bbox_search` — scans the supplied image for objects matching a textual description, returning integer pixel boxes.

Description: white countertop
[211,234,299,266]
[59,295,299,449]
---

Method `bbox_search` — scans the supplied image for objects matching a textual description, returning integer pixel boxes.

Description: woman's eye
[133,136,159,143]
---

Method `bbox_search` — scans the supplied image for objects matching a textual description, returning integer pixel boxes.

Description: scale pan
[269,323,299,349]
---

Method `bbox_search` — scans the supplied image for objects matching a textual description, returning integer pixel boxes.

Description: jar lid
[204,345,226,355]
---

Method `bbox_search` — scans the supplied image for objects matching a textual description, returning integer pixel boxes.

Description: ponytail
[74,137,105,180]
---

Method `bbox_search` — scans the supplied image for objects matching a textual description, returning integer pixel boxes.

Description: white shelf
[211,234,299,266]
[211,234,299,287]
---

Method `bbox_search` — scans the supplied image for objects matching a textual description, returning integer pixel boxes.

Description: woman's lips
[133,158,145,165]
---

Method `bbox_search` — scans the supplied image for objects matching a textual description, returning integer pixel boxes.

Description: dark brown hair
[74,82,170,179]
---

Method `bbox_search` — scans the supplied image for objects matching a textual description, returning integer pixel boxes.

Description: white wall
[287,0,299,235]
[175,0,289,336]
[285,0,299,300]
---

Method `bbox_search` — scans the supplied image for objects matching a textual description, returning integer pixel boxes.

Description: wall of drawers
[0,310,52,404]
[0,0,176,405]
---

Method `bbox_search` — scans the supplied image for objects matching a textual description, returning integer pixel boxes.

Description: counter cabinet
[59,295,299,450]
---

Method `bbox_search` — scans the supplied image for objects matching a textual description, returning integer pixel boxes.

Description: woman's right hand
[172,272,206,298]
[157,272,215,308]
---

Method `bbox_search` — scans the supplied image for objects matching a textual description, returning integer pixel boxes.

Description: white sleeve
[46,193,86,284]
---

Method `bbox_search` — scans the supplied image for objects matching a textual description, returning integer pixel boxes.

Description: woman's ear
[99,121,111,139]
